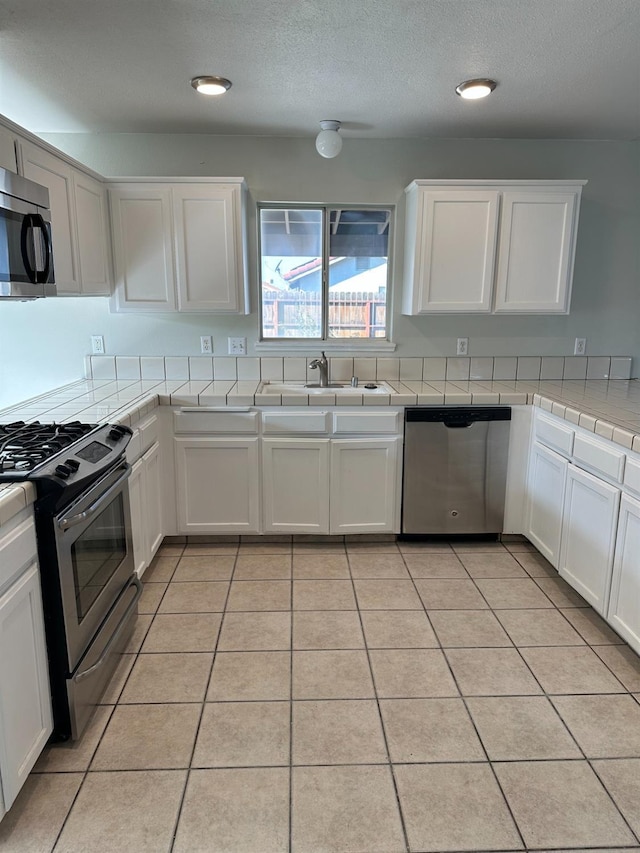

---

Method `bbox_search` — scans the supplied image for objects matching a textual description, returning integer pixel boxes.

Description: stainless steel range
[0,420,140,740]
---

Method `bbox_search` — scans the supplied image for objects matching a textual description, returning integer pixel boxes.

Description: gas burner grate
[0,421,97,472]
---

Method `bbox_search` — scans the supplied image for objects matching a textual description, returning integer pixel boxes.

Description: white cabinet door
[109,187,176,311]
[403,188,498,314]
[19,140,80,293]
[129,457,147,578]
[0,127,17,172]
[608,493,640,654]
[174,437,260,534]
[173,183,248,313]
[559,464,620,614]
[494,190,580,313]
[526,441,567,568]
[0,562,52,810]
[143,442,163,560]
[262,438,330,533]
[330,438,401,534]
[73,170,112,295]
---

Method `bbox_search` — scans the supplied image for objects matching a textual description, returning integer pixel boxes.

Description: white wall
[0,133,638,408]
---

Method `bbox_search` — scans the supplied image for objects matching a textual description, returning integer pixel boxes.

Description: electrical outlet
[574,337,587,356]
[456,337,469,356]
[228,336,247,355]
[200,335,213,355]
[91,335,105,355]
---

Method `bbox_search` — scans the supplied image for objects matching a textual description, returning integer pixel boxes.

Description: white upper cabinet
[18,139,111,295]
[109,179,249,314]
[0,127,17,172]
[402,180,585,315]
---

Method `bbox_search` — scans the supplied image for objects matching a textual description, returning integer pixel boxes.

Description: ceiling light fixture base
[455,78,497,100]
[315,120,343,159]
[191,76,232,96]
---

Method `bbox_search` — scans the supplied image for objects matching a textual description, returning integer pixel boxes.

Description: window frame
[257,202,394,344]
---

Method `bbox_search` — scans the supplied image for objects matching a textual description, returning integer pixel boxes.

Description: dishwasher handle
[405,406,511,424]
[443,420,474,428]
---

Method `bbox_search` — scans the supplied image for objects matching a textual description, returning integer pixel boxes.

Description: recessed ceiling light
[455,79,497,100]
[190,76,232,96]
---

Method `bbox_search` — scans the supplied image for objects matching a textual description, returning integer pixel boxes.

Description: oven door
[54,460,135,672]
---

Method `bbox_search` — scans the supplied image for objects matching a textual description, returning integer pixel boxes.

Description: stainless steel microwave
[0,167,55,299]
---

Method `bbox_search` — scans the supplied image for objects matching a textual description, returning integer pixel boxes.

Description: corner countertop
[2,376,640,524]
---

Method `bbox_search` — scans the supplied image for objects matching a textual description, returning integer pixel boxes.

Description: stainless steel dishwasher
[402,407,511,535]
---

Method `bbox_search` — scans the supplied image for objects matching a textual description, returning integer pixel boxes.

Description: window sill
[254,341,397,353]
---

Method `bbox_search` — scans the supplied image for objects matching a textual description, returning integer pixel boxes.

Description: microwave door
[27,213,52,283]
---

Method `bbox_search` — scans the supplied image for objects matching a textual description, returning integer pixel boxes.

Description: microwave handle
[19,214,37,283]
[19,214,51,284]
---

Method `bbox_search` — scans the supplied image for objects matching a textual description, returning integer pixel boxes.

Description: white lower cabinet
[608,494,640,653]
[262,439,330,534]
[128,441,163,577]
[129,457,147,577]
[527,441,568,567]
[174,437,260,534]
[558,464,620,615]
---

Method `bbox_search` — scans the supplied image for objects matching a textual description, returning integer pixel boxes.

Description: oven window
[71,494,127,621]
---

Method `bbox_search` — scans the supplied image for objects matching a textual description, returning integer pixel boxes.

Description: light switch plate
[228,337,247,355]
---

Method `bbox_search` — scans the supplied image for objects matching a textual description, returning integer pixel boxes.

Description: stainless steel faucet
[309,351,329,387]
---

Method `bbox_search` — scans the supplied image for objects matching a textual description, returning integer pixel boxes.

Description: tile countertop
[1,376,640,522]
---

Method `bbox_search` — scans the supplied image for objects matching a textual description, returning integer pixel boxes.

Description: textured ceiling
[1,0,639,139]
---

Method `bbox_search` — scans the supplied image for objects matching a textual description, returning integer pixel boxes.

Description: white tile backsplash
[91,356,116,380]
[261,357,283,381]
[422,358,446,380]
[446,358,470,381]
[610,357,632,380]
[214,357,238,380]
[493,357,517,381]
[237,357,261,380]
[586,357,611,380]
[283,357,307,381]
[516,357,541,381]
[399,358,423,380]
[140,357,166,380]
[353,358,377,381]
[470,357,494,380]
[563,357,587,380]
[329,357,354,382]
[188,357,214,380]
[376,358,400,380]
[165,357,189,380]
[540,357,564,380]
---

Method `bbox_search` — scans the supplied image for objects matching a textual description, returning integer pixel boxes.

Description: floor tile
[123,613,152,652]
[171,554,235,581]
[513,550,558,576]
[292,650,374,699]
[182,542,237,555]
[397,540,453,553]
[593,643,640,690]
[292,610,364,649]
[141,612,222,653]
[369,648,458,698]
[293,579,356,610]
[414,578,489,609]
[293,540,346,553]
[292,699,387,764]
[403,553,468,578]
[208,651,290,700]
[445,648,542,695]
[533,575,591,607]
[55,769,186,853]
[98,653,135,704]
[292,553,350,578]
[91,703,200,769]
[0,772,83,853]
[475,578,554,609]
[292,765,405,853]
[520,646,626,694]
[495,760,636,848]
[226,580,291,611]
[592,758,640,837]
[561,607,626,645]
[451,540,507,553]
[120,652,213,703]
[551,694,640,757]
[348,553,410,578]
[380,697,484,762]
[353,578,422,609]
[238,542,291,555]
[174,767,289,853]
[156,543,184,558]
[458,552,528,578]
[394,762,522,852]
[503,538,538,553]
[142,555,178,582]
[193,701,290,767]
[496,608,585,646]
[466,696,581,760]
[233,554,292,580]
[345,541,399,553]
[429,609,512,647]
[217,611,291,650]
[138,581,167,614]
[360,610,438,648]
[158,580,229,613]
[34,705,112,773]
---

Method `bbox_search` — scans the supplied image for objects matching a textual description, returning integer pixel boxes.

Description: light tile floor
[2,537,640,852]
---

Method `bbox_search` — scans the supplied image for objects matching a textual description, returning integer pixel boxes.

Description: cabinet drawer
[624,456,640,497]
[535,413,574,457]
[138,414,159,452]
[573,433,625,483]
[174,410,259,434]
[0,515,37,592]
[263,412,329,435]
[333,411,401,435]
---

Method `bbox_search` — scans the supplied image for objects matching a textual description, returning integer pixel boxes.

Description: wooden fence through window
[262,290,386,338]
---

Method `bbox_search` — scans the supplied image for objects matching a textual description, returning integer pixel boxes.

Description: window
[259,205,391,340]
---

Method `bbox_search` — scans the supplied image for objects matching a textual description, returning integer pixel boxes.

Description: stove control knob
[55,464,72,479]
[65,459,80,471]
[108,429,122,441]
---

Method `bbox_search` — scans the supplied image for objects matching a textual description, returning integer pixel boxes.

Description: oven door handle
[74,576,143,684]
[58,463,131,531]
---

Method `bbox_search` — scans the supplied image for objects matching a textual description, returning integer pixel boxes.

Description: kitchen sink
[257,381,395,396]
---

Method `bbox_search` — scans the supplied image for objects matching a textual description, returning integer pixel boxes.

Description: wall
[0,133,638,408]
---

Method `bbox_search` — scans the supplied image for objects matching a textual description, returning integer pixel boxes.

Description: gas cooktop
[0,421,97,473]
